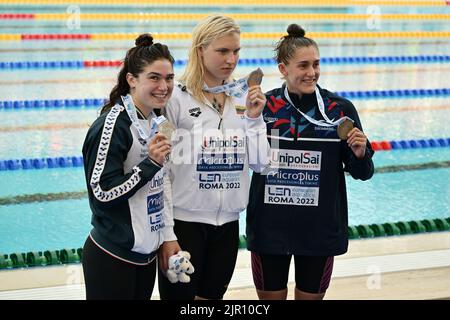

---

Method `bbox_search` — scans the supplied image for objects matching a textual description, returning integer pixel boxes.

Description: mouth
[152,93,169,100]
[302,79,316,85]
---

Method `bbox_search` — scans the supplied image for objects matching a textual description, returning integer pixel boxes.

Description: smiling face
[127,59,174,114]
[199,32,240,86]
[278,45,320,97]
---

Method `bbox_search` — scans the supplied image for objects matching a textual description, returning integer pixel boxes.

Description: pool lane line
[358,105,450,114]
[2,13,450,21]
[0,0,446,7]
[1,31,450,42]
[1,161,449,206]
[0,55,449,70]
[2,88,448,111]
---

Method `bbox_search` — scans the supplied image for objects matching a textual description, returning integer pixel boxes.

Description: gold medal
[247,68,264,86]
[337,119,354,140]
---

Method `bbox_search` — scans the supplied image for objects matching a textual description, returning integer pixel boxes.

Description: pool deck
[1,231,449,300]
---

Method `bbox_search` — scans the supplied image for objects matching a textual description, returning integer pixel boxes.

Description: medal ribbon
[284,86,353,127]
[203,77,249,98]
[121,94,156,144]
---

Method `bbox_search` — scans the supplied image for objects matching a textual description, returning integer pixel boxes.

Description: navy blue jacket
[246,84,374,256]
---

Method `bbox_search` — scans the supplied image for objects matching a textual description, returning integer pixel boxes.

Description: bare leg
[294,287,325,300]
[256,288,288,300]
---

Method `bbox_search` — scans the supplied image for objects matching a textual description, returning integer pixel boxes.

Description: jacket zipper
[217,113,225,225]
[205,99,225,224]
[293,116,298,142]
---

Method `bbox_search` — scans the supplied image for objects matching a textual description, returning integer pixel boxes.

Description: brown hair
[101,33,174,114]
[275,24,319,65]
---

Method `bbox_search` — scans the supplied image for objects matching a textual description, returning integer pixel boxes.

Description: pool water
[0,3,449,253]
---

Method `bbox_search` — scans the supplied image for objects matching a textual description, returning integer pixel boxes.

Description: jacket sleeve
[83,107,162,209]
[244,112,271,173]
[340,101,375,181]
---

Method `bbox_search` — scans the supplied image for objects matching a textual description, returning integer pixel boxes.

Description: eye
[166,75,174,81]
[149,75,160,81]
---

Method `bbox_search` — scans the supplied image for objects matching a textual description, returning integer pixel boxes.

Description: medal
[247,68,264,86]
[158,118,175,139]
[150,115,175,162]
[337,118,354,140]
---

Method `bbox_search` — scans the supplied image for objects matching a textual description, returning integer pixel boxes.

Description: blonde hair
[180,15,240,103]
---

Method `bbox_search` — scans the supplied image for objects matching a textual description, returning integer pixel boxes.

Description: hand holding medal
[149,116,174,165]
[337,118,354,140]
[245,68,266,118]
[345,124,368,160]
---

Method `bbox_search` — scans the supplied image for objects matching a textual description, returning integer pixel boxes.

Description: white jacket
[162,82,269,241]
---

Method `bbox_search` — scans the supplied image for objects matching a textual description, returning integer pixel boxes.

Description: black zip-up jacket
[82,102,164,264]
[246,84,374,256]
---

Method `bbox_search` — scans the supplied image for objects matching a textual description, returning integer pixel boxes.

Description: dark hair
[275,24,319,65]
[101,33,175,114]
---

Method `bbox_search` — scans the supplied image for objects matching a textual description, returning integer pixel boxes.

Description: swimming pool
[0,2,449,254]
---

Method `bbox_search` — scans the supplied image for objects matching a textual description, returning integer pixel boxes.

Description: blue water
[0,3,449,253]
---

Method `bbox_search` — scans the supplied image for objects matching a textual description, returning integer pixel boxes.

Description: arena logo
[189,107,202,117]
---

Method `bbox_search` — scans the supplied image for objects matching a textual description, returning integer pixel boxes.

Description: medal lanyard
[121,94,155,144]
[284,86,349,127]
[203,77,249,98]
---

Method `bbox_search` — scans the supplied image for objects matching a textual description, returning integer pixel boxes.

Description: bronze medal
[247,68,264,86]
[337,119,354,140]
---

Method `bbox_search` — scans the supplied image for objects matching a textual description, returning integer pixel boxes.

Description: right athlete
[246,24,375,300]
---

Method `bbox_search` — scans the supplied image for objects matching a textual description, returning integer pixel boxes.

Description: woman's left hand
[245,85,266,118]
[347,127,367,159]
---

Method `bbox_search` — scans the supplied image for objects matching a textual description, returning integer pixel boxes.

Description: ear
[126,72,137,89]
[197,46,204,59]
[278,63,288,78]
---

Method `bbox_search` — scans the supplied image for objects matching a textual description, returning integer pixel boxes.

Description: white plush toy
[166,251,195,283]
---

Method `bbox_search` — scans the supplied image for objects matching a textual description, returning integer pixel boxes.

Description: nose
[226,52,237,65]
[157,79,168,91]
[306,65,315,77]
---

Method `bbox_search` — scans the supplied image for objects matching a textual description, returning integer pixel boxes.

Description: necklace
[211,95,224,114]
[135,106,148,120]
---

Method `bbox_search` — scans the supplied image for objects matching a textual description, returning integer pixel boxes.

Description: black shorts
[158,219,239,300]
[251,252,334,294]
[82,236,156,300]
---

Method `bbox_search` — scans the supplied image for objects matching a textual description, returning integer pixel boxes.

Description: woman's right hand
[148,133,171,166]
[158,240,182,272]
